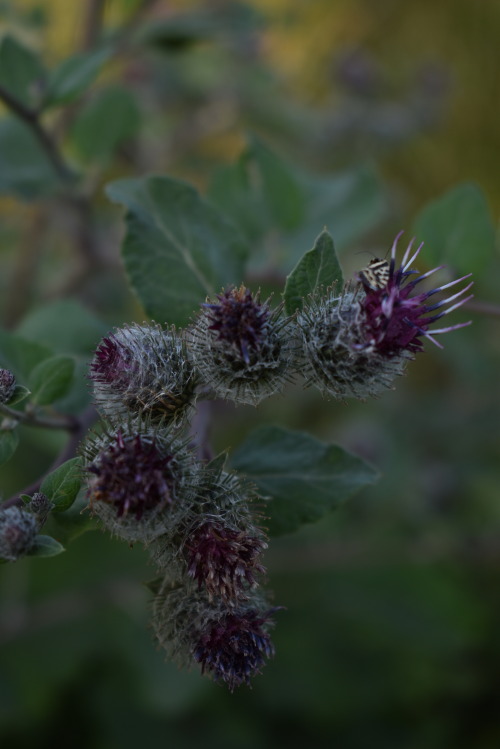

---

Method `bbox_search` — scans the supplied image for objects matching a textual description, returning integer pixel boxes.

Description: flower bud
[90,324,197,425]
[0,506,37,561]
[29,492,53,527]
[0,369,16,404]
[187,286,294,406]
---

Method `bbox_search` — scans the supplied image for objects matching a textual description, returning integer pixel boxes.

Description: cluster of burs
[86,282,397,691]
[85,245,471,689]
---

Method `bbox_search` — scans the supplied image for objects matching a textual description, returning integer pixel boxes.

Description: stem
[0,402,79,432]
[0,84,75,184]
[82,0,107,50]
[465,299,500,318]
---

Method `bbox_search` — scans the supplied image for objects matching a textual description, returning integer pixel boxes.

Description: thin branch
[465,299,500,318]
[0,83,75,184]
[0,402,79,432]
[81,0,107,50]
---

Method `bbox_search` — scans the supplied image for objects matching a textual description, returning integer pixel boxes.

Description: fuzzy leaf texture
[413,182,495,275]
[40,458,83,513]
[106,176,248,327]
[230,425,378,535]
[284,228,343,314]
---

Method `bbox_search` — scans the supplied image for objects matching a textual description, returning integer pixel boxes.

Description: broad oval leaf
[0,430,19,466]
[106,176,248,327]
[28,355,75,406]
[284,228,343,314]
[41,457,83,513]
[0,35,46,109]
[7,385,31,406]
[27,534,65,558]
[412,182,495,275]
[43,47,111,108]
[230,425,378,536]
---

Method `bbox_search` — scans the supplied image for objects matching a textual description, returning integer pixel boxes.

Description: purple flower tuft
[203,285,270,364]
[90,335,134,386]
[194,608,276,691]
[88,432,174,519]
[185,521,266,600]
[0,368,16,403]
[358,231,473,357]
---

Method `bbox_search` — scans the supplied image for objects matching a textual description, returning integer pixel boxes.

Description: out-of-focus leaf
[71,85,141,162]
[230,425,378,535]
[18,300,107,356]
[0,430,19,466]
[412,182,495,275]
[0,118,58,200]
[106,176,248,327]
[27,534,65,557]
[138,11,215,51]
[6,385,31,406]
[284,228,343,314]
[247,135,306,231]
[43,47,111,108]
[0,329,52,379]
[40,457,83,513]
[28,355,75,406]
[0,35,46,109]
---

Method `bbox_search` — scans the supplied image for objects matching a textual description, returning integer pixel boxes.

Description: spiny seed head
[187,286,294,406]
[193,607,276,691]
[185,521,267,602]
[83,422,196,543]
[0,506,37,561]
[90,324,197,425]
[151,580,277,690]
[296,232,473,400]
[0,369,16,404]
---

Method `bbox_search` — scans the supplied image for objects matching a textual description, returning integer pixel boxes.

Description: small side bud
[0,506,38,561]
[0,369,16,404]
[29,492,53,527]
[187,286,294,406]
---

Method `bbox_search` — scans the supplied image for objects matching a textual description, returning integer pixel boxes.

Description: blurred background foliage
[0,1,500,747]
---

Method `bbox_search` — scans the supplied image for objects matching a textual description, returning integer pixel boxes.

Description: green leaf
[18,300,107,356]
[0,118,59,200]
[71,85,141,163]
[40,457,83,513]
[284,229,343,314]
[412,182,496,275]
[44,47,111,108]
[27,534,65,558]
[0,329,52,379]
[106,176,248,327]
[28,355,75,406]
[6,385,31,406]
[19,494,32,504]
[247,136,306,231]
[230,425,378,536]
[0,35,46,109]
[0,430,19,466]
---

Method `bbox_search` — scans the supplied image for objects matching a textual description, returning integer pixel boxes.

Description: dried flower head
[0,506,37,561]
[296,232,472,399]
[193,607,276,691]
[90,324,196,425]
[83,422,196,543]
[0,369,16,404]
[187,286,294,405]
[152,580,277,690]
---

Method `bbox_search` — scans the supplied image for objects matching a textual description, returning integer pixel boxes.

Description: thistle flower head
[0,506,37,561]
[194,607,276,691]
[296,232,472,400]
[357,231,473,356]
[90,324,197,425]
[0,369,16,404]
[83,422,196,543]
[187,286,294,405]
[29,492,53,527]
[185,521,266,601]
